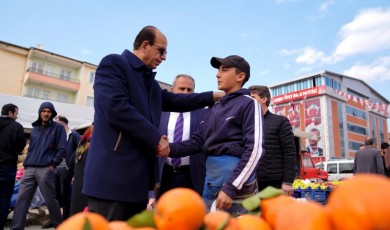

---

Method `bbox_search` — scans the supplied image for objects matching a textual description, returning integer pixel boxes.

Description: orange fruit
[57,212,108,230]
[326,174,390,229]
[234,214,271,230]
[204,210,231,230]
[261,195,297,228]
[274,201,331,230]
[108,221,134,230]
[154,187,206,230]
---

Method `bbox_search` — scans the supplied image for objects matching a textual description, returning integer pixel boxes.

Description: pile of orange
[56,174,390,230]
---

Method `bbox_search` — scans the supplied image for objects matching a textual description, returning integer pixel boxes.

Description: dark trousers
[88,196,147,221]
[55,167,72,220]
[11,167,62,230]
[157,165,193,200]
[0,170,16,230]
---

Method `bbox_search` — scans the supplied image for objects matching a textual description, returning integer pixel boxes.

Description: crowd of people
[1,25,390,229]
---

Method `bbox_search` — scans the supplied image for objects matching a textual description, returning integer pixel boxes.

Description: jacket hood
[0,117,14,130]
[32,102,57,127]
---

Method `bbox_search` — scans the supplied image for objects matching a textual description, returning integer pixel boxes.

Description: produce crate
[293,187,330,204]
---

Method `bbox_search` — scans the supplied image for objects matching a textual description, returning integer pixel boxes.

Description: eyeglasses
[150,43,167,56]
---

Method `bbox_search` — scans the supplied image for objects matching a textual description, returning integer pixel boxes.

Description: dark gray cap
[210,55,250,78]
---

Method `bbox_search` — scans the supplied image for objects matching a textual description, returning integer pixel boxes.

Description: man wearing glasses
[83,25,224,221]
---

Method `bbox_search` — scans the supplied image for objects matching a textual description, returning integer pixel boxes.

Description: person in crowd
[11,102,66,230]
[156,74,206,199]
[0,104,26,230]
[307,128,323,156]
[353,137,385,175]
[248,85,296,196]
[161,55,264,215]
[69,125,93,215]
[82,25,224,221]
[42,116,80,225]
[380,142,390,177]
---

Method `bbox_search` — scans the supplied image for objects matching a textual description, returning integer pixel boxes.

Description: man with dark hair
[83,25,224,221]
[353,137,384,175]
[0,103,26,230]
[248,85,296,196]
[52,116,80,221]
[11,102,67,229]
[381,142,390,177]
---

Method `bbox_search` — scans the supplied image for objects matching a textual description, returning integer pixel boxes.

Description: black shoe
[41,219,54,229]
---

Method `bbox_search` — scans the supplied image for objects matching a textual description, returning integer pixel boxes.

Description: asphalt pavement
[5,207,54,230]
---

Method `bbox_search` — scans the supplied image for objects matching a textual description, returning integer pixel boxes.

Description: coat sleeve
[94,54,162,149]
[279,116,296,184]
[161,90,214,112]
[222,100,264,199]
[52,125,67,166]
[15,123,26,155]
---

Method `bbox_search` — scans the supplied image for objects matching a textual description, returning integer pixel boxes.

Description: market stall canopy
[0,94,94,132]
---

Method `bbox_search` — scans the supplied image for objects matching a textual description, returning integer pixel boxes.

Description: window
[57,93,68,103]
[327,164,337,174]
[349,141,364,151]
[31,62,45,74]
[86,96,94,107]
[346,105,367,119]
[89,71,95,83]
[347,123,367,135]
[338,102,345,157]
[41,91,50,100]
[26,87,40,98]
[60,69,71,81]
[339,163,354,173]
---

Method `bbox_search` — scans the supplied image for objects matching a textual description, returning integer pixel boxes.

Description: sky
[1,0,390,103]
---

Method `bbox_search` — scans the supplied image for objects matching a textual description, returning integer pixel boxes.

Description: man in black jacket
[249,85,296,196]
[0,103,26,230]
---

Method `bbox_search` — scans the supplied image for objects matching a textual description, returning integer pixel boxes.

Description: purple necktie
[171,113,183,166]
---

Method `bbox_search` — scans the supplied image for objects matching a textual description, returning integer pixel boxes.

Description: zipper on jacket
[114,131,122,151]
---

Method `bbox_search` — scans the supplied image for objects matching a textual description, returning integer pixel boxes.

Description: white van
[315,159,354,181]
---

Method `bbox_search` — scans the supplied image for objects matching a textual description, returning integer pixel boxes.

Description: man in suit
[156,74,206,199]
[353,137,385,175]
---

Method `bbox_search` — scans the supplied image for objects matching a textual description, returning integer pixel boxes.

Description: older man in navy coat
[156,74,206,199]
[83,26,222,221]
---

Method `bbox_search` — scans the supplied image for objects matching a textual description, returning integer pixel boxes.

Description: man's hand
[282,183,293,196]
[156,135,170,157]
[216,191,233,210]
[212,92,225,101]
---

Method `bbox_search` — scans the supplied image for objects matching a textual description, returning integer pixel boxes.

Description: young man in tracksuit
[166,55,264,215]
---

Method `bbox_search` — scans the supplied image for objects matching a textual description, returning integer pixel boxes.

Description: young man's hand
[216,191,233,210]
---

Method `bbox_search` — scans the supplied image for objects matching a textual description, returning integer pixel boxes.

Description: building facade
[270,70,389,163]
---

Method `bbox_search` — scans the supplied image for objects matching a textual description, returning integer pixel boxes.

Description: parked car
[315,159,354,181]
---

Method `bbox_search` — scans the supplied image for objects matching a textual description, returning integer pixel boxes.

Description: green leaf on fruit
[242,195,261,211]
[127,210,156,228]
[258,186,284,199]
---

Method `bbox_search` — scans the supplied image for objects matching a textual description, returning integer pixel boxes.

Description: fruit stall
[57,174,390,230]
[292,179,341,204]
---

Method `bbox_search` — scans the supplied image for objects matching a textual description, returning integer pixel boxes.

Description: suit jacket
[157,109,206,194]
[353,146,385,175]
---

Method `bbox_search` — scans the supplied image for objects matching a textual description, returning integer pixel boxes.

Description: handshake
[156,135,170,157]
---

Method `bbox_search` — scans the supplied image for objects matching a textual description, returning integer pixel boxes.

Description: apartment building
[269,70,389,163]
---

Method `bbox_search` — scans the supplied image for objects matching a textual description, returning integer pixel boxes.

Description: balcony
[25,68,80,92]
